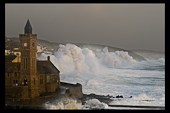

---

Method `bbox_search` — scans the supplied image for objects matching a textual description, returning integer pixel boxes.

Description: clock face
[24,43,27,47]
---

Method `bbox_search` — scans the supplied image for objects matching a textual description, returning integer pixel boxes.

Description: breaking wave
[38,43,165,107]
[38,43,136,73]
[110,93,165,106]
[44,98,82,110]
[44,98,108,110]
[84,99,108,109]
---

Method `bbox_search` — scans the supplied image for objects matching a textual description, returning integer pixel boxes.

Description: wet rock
[80,93,113,105]
[116,95,123,98]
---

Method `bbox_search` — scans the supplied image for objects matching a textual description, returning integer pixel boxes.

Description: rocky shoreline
[79,93,113,105]
[5,92,128,109]
[5,93,164,110]
[79,93,132,105]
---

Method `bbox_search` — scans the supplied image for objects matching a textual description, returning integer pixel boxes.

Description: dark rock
[90,93,95,96]
[120,95,123,98]
[116,95,123,98]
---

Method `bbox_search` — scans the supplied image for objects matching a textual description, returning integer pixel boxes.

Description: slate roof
[24,19,32,34]
[5,62,20,73]
[37,61,60,74]
[5,60,60,74]
[5,55,17,62]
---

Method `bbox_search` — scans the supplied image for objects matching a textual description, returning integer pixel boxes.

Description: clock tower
[19,19,39,98]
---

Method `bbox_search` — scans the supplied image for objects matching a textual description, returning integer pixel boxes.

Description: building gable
[37,60,60,74]
[5,62,20,73]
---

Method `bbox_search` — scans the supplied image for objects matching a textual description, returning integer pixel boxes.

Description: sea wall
[60,82,83,99]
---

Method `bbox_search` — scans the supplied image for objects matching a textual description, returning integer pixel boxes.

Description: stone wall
[30,88,40,98]
[46,82,59,92]
[5,72,20,87]
[39,74,46,94]
[5,86,29,99]
[39,73,60,94]
[61,82,83,99]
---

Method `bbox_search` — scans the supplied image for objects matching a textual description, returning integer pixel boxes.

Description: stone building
[5,20,60,99]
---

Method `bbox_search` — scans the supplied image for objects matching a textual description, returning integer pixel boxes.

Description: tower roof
[24,19,32,34]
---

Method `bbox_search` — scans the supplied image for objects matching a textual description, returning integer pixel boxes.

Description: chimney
[47,56,50,61]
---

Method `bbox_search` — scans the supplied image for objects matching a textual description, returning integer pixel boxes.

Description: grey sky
[5,4,165,52]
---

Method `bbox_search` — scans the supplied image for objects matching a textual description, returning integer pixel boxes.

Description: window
[40,75,43,84]
[55,75,57,82]
[24,58,25,69]
[24,79,27,85]
[32,58,34,69]
[14,72,17,77]
[47,75,50,83]
[51,75,56,83]
[13,80,15,84]
[32,58,35,70]
[23,58,27,69]
[26,58,27,69]
[34,78,35,84]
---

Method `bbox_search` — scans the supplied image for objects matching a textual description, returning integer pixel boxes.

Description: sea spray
[44,98,109,110]
[38,43,165,107]
[84,99,108,109]
[38,43,136,73]
[44,98,82,110]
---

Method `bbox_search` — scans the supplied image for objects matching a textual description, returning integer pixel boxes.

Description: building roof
[5,47,11,50]
[5,54,17,62]
[24,19,32,34]
[5,60,60,74]
[5,62,20,73]
[37,60,60,74]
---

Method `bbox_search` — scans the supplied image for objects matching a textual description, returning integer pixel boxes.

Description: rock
[119,95,123,98]
[82,101,86,105]
[90,93,95,96]
[116,95,123,98]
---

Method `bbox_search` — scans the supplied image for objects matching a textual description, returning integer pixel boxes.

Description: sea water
[38,43,165,109]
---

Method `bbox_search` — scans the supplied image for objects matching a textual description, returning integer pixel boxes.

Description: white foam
[157,58,165,63]
[38,43,165,107]
[38,43,137,73]
[86,80,98,86]
[110,93,165,106]
[84,99,108,109]
[133,93,156,100]
[44,98,82,110]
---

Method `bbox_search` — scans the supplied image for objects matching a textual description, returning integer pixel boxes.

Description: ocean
[38,43,165,109]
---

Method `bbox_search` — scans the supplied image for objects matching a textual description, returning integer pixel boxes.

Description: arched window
[40,75,43,84]
[14,72,17,77]
[34,78,35,84]
[24,78,27,85]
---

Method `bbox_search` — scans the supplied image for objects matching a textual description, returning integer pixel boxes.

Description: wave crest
[37,43,136,73]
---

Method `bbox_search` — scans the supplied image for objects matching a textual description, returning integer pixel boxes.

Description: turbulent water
[38,43,165,109]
